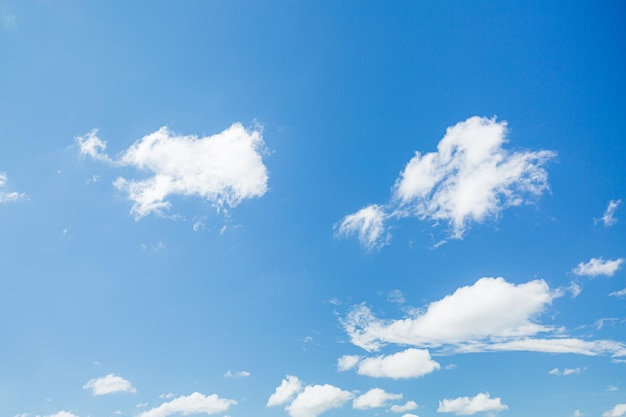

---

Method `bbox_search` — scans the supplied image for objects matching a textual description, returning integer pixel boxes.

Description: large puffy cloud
[342,277,626,357]
[138,392,236,417]
[352,388,402,409]
[82,373,136,395]
[337,116,555,248]
[343,277,556,351]
[437,393,508,415]
[285,384,353,417]
[0,172,25,203]
[267,375,304,407]
[76,123,268,219]
[338,349,440,379]
[604,404,626,417]
[572,257,624,277]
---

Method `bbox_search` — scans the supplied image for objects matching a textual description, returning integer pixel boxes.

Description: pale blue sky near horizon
[1,2,625,417]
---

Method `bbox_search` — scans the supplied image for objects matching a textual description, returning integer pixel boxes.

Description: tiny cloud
[82,374,136,395]
[224,370,250,378]
[336,116,556,249]
[595,199,622,227]
[76,123,269,219]
[0,172,25,203]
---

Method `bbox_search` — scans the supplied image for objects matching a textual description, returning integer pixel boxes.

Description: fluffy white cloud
[573,257,624,277]
[285,384,353,417]
[82,373,136,395]
[390,401,419,413]
[437,393,508,415]
[353,388,402,409]
[267,375,303,407]
[138,392,236,417]
[341,349,440,379]
[337,117,555,248]
[46,413,80,417]
[595,199,622,227]
[77,123,268,219]
[343,277,556,351]
[604,404,626,417]
[224,370,250,378]
[0,172,25,203]
[335,205,389,250]
[337,355,360,371]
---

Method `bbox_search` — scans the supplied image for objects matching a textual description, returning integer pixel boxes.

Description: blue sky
[1,1,625,417]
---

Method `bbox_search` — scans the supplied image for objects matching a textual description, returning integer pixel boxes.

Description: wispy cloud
[224,370,250,378]
[610,289,626,298]
[572,257,624,277]
[0,172,25,203]
[338,348,440,379]
[437,392,507,415]
[548,367,582,376]
[76,123,269,219]
[138,392,236,417]
[82,374,136,395]
[336,116,556,249]
[595,199,622,227]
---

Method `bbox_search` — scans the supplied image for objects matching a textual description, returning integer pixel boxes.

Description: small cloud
[337,355,360,372]
[46,412,80,417]
[595,199,622,227]
[610,288,626,298]
[267,375,303,407]
[568,282,582,298]
[159,393,174,399]
[335,204,390,251]
[304,336,313,343]
[138,392,236,417]
[608,385,619,392]
[573,411,583,417]
[548,368,560,375]
[340,348,440,379]
[437,392,508,415]
[136,403,148,408]
[286,384,353,417]
[224,370,250,378]
[389,401,418,413]
[388,289,406,304]
[353,388,402,410]
[573,257,624,277]
[0,172,26,203]
[549,368,582,376]
[83,374,137,395]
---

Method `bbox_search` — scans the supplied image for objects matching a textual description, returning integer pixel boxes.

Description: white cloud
[46,412,80,417]
[77,123,268,219]
[352,388,402,409]
[572,257,624,277]
[456,337,626,357]
[610,288,626,298]
[224,370,250,378]
[335,205,389,250]
[14,413,30,417]
[343,277,556,351]
[608,385,619,391]
[347,348,440,379]
[573,411,583,417]
[595,199,622,227]
[0,172,25,203]
[437,392,508,415]
[267,375,303,407]
[401,414,419,417]
[337,355,360,371]
[337,117,555,248]
[82,373,136,395]
[388,289,406,304]
[285,384,353,417]
[548,368,581,376]
[138,392,236,417]
[604,404,626,417]
[390,401,419,413]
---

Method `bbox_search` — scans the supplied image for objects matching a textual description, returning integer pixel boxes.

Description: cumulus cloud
[267,375,303,407]
[339,349,440,379]
[335,205,389,250]
[572,257,624,277]
[82,373,136,395]
[224,370,250,378]
[604,404,626,417]
[437,393,508,415]
[390,401,419,413]
[353,388,402,409]
[343,277,556,351]
[595,199,622,227]
[337,116,556,248]
[76,123,268,219]
[285,384,353,417]
[0,172,25,203]
[138,392,236,417]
